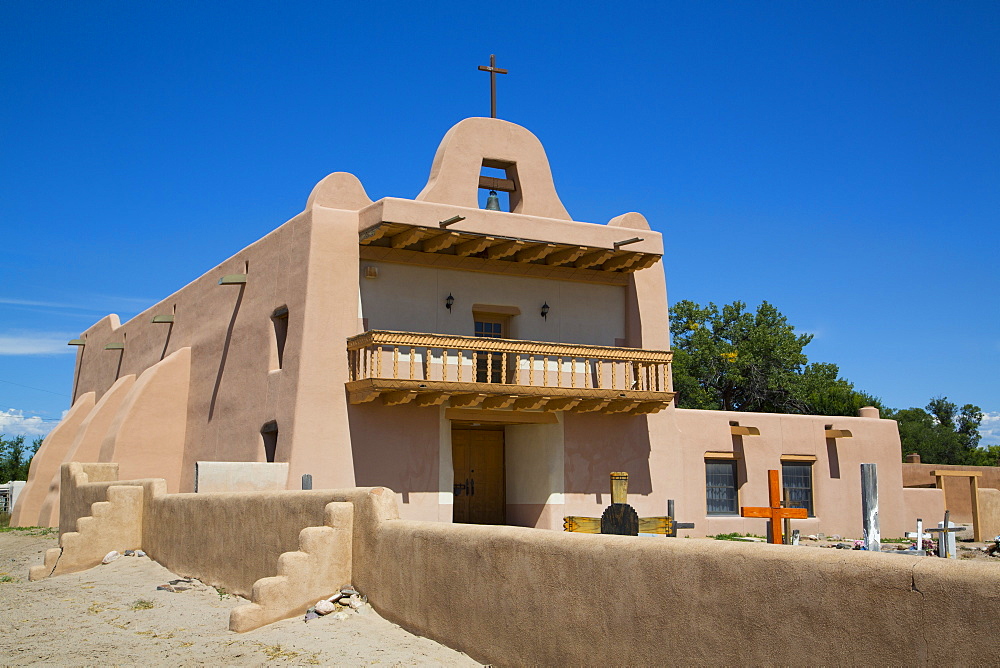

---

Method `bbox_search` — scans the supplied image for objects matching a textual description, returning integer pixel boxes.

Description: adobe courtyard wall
[556,407,937,539]
[903,462,1000,524]
[41,467,1000,664]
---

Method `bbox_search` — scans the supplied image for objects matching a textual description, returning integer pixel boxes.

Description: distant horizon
[2,2,996,445]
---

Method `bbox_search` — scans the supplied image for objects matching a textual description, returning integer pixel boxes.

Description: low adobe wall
[42,465,1000,664]
[142,488,372,597]
[903,462,1000,525]
[365,515,1000,665]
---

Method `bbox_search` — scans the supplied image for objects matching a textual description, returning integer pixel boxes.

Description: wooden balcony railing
[346,330,674,415]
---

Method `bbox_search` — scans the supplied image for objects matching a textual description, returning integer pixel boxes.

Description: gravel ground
[0,531,478,667]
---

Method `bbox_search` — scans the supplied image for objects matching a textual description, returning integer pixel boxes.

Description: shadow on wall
[348,402,442,494]
[564,413,652,496]
[209,285,245,421]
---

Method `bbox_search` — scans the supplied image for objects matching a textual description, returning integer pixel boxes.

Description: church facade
[13,117,942,538]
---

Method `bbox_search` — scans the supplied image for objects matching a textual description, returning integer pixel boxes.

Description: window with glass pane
[706,460,738,515]
[782,462,814,516]
[474,318,505,383]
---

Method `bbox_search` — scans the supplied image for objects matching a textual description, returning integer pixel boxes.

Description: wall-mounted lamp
[445,293,455,311]
[541,302,550,319]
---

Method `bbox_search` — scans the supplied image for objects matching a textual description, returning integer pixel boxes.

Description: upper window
[782,462,814,516]
[706,460,738,515]
[474,319,504,338]
[474,317,507,383]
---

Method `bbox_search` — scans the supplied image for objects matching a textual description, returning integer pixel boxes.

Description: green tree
[0,434,41,482]
[889,398,988,465]
[669,300,878,416]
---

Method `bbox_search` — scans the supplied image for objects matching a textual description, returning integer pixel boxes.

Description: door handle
[469,477,475,496]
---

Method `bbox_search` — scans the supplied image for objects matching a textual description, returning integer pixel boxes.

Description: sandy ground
[0,531,478,667]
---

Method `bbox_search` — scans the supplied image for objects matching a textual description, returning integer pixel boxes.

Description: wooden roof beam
[512,396,549,411]
[603,400,639,413]
[515,243,557,263]
[455,236,495,257]
[390,227,426,249]
[359,223,391,244]
[381,390,417,406]
[414,391,448,407]
[478,175,516,192]
[575,249,613,269]
[546,246,587,266]
[630,254,661,271]
[602,252,642,272]
[572,399,609,413]
[450,393,487,408]
[631,401,668,415]
[542,398,580,412]
[482,395,518,410]
[487,240,525,260]
[422,232,461,253]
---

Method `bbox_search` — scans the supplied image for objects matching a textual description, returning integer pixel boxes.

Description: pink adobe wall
[98,347,191,490]
[903,462,1000,523]
[37,469,1000,662]
[347,400,442,518]
[10,392,94,527]
[30,201,366,500]
[34,377,136,527]
[670,408,922,538]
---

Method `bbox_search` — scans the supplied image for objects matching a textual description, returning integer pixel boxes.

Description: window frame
[781,460,815,517]
[705,458,739,516]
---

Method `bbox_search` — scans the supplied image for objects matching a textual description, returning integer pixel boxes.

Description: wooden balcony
[346,330,675,415]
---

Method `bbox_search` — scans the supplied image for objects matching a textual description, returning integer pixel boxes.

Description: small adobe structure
[13,116,947,538]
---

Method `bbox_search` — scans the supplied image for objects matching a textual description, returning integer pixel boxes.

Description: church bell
[484,190,501,211]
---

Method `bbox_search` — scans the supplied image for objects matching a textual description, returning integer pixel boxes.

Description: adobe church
[12,116,944,538]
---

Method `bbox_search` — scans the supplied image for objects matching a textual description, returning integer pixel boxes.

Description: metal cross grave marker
[926,509,966,559]
[478,54,508,119]
[740,469,807,544]
[563,472,695,536]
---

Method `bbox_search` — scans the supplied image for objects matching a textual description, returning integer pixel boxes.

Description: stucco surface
[359,492,1000,665]
[99,346,191,490]
[229,501,354,632]
[416,117,571,220]
[977,488,1000,538]
[10,391,94,527]
[195,461,290,493]
[141,489,374,597]
[34,377,135,527]
[902,487,947,532]
[903,462,1000,524]
[40,469,1000,663]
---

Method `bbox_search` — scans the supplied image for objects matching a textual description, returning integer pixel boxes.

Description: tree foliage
[0,434,41,482]
[670,300,878,415]
[886,398,996,466]
[669,299,994,465]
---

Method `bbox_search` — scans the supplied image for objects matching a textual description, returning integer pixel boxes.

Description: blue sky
[1,2,997,444]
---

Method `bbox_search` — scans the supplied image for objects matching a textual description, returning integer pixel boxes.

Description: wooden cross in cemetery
[478,54,507,119]
[563,472,695,536]
[740,469,807,544]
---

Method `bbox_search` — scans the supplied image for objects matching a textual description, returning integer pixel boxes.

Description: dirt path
[0,532,477,666]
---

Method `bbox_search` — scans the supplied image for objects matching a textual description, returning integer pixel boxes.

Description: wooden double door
[452,428,505,525]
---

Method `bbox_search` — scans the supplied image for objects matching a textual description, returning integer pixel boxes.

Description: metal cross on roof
[477,54,508,119]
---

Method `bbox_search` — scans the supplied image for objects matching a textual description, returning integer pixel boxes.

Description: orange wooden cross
[740,469,807,544]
